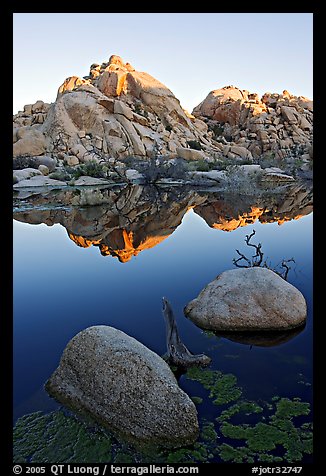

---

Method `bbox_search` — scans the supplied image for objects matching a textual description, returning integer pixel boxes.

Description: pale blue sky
[13,13,313,114]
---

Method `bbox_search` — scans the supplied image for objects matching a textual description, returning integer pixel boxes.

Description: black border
[5,6,321,475]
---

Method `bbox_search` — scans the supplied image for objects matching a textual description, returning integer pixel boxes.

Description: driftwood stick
[162,297,211,368]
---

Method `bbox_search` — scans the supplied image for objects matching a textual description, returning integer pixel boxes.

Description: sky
[13,13,313,114]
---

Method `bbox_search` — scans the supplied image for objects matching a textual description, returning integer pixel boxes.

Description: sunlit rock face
[193,86,250,126]
[13,54,312,170]
[192,86,313,161]
[13,54,222,161]
[13,183,312,262]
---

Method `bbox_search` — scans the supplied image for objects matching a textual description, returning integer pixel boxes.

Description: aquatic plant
[216,401,263,423]
[200,422,218,442]
[13,410,113,463]
[13,370,312,464]
[184,366,312,463]
[216,397,312,462]
[190,396,203,405]
[186,366,242,405]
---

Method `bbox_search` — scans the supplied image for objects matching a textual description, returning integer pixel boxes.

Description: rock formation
[13,55,312,176]
[13,54,221,164]
[46,325,199,449]
[192,86,313,163]
[184,267,307,331]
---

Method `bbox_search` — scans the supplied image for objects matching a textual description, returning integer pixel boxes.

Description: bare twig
[232,230,295,281]
[280,258,295,281]
[244,230,264,266]
[233,249,251,267]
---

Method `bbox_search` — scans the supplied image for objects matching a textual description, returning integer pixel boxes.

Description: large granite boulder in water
[184,267,307,331]
[45,326,199,449]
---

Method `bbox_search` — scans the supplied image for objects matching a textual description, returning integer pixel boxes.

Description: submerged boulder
[184,267,307,332]
[213,325,305,347]
[46,325,199,449]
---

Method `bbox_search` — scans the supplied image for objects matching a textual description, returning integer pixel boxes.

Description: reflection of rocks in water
[215,324,306,347]
[194,183,313,231]
[68,229,169,263]
[14,185,207,263]
[13,182,313,262]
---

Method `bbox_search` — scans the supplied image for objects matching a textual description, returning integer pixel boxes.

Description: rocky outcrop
[46,325,199,449]
[184,267,307,331]
[13,175,68,188]
[13,55,222,165]
[13,128,48,157]
[13,168,42,184]
[13,101,51,128]
[192,86,313,163]
[13,55,312,175]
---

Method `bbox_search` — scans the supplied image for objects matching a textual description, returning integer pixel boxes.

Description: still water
[13,183,313,462]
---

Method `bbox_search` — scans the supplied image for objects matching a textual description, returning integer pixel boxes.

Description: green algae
[186,367,242,405]
[221,421,286,451]
[190,396,203,405]
[14,395,312,464]
[217,397,312,463]
[275,398,310,419]
[218,443,254,463]
[114,452,134,463]
[14,365,312,465]
[166,449,195,463]
[165,441,212,464]
[13,409,113,463]
[183,365,313,464]
[200,422,217,442]
[217,401,263,423]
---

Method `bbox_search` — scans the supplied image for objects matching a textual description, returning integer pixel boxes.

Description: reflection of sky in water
[13,210,313,420]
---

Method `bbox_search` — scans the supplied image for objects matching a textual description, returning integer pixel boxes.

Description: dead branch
[245,230,264,266]
[280,258,295,281]
[232,230,295,281]
[162,297,211,368]
[233,249,251,268]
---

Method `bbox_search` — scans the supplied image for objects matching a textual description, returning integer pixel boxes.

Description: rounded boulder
[184,267,307,332]
[46,326,199,449]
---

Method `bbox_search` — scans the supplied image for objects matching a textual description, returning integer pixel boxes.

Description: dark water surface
[13,183,313,462]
